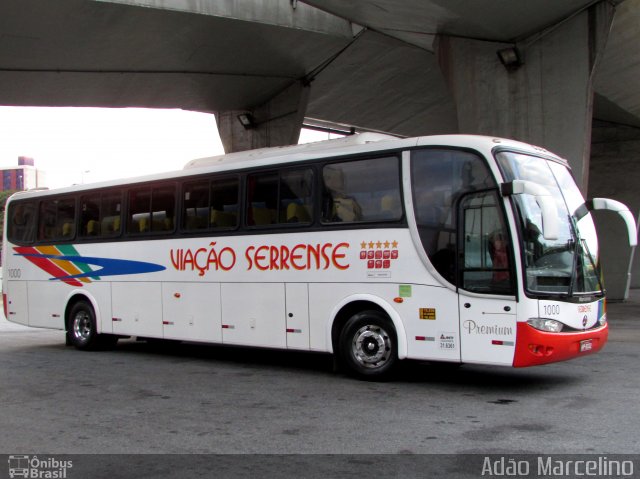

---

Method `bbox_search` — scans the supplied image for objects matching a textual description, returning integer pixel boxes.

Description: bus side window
[80,190,122,238]
[323,166,361,222]
[182,176,239,231]
[183,181,209,230]
[246,172,278,226]
[128,188,151,234]
[151,185,176,232]
[459,191,514,295]
[321,157,401,224]
[211,177,239,229]
[411,149,497,286]
[80,196,100,237]
[101,191,122,236]
[128,185,175,234]
[38,198,76,241]
[8,201,36,244]
[246,169,313,227]
[280,169,313,224]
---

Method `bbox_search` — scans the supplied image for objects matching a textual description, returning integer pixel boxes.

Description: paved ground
[0,292,639,460]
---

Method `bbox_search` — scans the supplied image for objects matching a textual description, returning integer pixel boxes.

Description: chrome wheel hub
[73,311,92,342]
[352,325,392,369]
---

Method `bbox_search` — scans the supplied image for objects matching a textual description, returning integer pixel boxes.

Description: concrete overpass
[1,0,639,295]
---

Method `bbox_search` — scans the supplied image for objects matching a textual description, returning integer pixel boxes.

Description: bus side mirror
[501,180,559,240]
[573,198,637,247]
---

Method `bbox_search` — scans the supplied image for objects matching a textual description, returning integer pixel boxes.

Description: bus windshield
[496,151,601,297]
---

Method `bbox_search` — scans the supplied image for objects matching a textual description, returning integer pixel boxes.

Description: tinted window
[246,169,313,226]
[210,177,239,228]
[460,191,514,295]
[411,149,495,284]
[8,201,36,243]
[80,190,122,238]
[321,157,402,224]
[128,185,176,234]
[38,198,76,241]
[183,181,209,231]
[182,177,239,231]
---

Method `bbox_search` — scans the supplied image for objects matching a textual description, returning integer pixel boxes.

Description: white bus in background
[1,134,636,379]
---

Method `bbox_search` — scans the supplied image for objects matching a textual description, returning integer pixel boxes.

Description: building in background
[0,157,45,191]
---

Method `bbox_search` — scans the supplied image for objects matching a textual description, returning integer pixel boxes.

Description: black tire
[66,300,117,350]
[338,310,398,380]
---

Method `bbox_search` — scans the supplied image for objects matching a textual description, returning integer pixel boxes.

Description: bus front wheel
[338,310,398,380]
[66,300,117,350]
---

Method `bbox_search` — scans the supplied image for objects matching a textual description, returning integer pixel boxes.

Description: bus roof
[183,132,400,169]
[7,133,565,199]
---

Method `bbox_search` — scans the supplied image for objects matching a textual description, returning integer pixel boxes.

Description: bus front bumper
[513,322,608,367]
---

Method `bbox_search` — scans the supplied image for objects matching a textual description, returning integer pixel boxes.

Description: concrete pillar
[436,4,639,298]
[216,80,310,153]
[436,3,614,193]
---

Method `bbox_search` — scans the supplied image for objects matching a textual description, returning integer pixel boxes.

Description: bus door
[457,190,517,365]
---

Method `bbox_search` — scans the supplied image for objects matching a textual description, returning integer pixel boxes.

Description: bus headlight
[527,318,564,333]
[598,313,607,326]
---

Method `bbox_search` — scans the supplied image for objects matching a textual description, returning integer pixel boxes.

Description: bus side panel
[309,282,467,362]
[308,283,406,354]
[402,285,461,363]
[79,283,113,335]
[112,282,163,338]
[27,281,68,329]
[220,283,286,348]
[161,282,222,343]
[285,283,310,350]
[5,281,29,326]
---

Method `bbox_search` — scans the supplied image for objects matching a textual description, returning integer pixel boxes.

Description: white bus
[2,134,636,378]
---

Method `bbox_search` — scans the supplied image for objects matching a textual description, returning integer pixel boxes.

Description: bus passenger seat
[62,222,74,238]
[333,197,361,222]
[211,209,236,227]
[186,215,206,230]
[138,217,149,233]
[87,220,100,236]
[252,207,274,225]
[286,203,310,223]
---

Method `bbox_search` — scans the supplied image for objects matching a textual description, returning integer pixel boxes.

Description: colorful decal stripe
[58,244,100,280]
[14,245,166,287]
[36,245,92,284]
[14,246,84,287]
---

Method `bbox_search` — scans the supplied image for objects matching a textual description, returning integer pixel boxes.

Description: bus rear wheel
[338,310,398,380]
[66,300,117,350]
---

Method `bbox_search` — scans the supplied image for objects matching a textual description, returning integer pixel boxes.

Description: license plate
[580,339,593,352]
